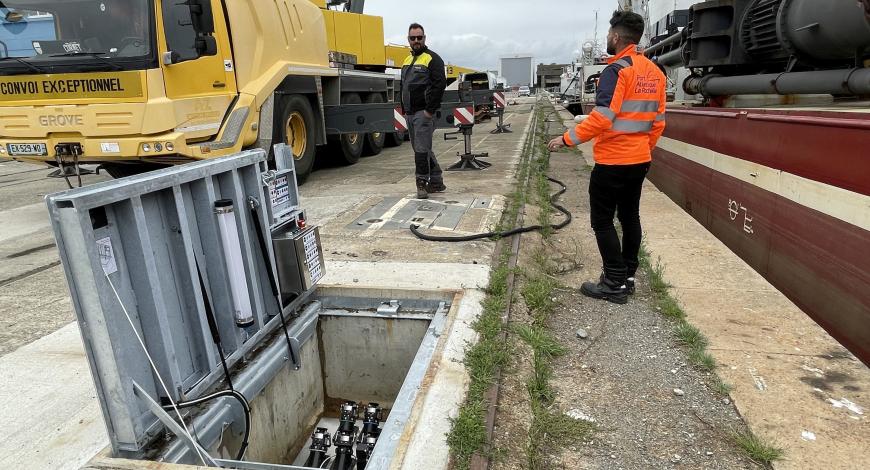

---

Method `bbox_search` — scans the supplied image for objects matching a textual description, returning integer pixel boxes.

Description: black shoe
[581,276,628,304]
[598,273,635,295]
[427,181,447,193]
[415,181,428,199]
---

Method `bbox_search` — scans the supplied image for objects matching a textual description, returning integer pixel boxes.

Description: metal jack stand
[490,107,512,134]
[444,124,491,171]
[49,142,93,188]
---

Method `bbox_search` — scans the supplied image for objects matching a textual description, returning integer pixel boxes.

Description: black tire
[276,94,317,183]
[384,129,405,147]
[362,93,386,156]
[327,93,364,165]
[102,162,168,179]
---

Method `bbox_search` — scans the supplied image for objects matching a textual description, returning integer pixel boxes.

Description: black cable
[248,200,300,370]
[162,389,251,461]
[410,176,572,242]
[195,262,235,391]
[192,258,250,460]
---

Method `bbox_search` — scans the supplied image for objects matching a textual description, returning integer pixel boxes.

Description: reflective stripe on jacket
[401,47,446,115]
[563,45,667,165]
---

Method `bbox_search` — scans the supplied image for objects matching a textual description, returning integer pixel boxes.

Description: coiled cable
[410,175,571,242]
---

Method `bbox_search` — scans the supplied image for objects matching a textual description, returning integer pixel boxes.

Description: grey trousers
[406,110,443,184]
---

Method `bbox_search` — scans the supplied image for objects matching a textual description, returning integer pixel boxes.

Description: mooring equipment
[490,90,512,134]
[444,104,492,171]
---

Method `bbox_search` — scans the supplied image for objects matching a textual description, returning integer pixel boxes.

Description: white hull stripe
[657,136,870,232]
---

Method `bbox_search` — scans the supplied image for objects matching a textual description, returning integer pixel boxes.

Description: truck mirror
[187,0,215,34]
[162,50,182,65]
[195,36,217,56]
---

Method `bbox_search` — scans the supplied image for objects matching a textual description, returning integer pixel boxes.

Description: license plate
[7,143,47,156]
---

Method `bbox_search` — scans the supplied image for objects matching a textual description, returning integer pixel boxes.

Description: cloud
[387,31,587,72]
[370,0,619,71]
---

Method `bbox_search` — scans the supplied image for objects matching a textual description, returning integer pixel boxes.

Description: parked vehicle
[0,0,406,182]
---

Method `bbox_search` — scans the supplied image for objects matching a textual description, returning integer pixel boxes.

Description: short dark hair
[408,23,425,35]
[609,10,644,44]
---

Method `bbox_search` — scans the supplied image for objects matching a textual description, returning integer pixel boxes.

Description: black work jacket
[400,47,446,115]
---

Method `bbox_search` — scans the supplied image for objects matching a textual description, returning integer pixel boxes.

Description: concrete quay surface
[0,101,535,470]
[0,98,865,469]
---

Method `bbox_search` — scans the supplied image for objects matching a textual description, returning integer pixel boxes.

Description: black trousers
[588,162,651,283]
[406,111,443,184]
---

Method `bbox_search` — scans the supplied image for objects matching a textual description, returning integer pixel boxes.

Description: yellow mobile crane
[0,0,428,182]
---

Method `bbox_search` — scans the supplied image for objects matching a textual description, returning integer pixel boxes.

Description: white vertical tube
[214,199,254,327]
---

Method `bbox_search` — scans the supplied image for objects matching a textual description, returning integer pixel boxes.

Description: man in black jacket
[401,23,447,199]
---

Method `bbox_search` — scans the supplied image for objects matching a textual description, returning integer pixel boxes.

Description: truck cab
[0,1,246,177]
[0,0,401,181]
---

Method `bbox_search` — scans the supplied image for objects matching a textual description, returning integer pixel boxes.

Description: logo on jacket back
[635,72,661,95]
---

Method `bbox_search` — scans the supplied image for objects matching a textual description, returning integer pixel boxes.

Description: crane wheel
[362,93,386,156]
[278,94,316,182]
[328,93,364,165]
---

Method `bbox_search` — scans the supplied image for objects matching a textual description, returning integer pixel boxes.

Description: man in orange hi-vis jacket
[548,10,666,304]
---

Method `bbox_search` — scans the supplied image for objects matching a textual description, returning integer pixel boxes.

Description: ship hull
[584,103,870,365]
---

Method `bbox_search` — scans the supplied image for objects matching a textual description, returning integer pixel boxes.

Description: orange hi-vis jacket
[562,45,667,165]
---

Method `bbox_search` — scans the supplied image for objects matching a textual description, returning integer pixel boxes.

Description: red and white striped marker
[493,92,506,108]
[453,106,475,126]
[394,107,408,132]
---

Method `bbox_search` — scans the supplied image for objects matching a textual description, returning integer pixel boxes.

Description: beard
[411,43,424,52]
[606,39,617,55]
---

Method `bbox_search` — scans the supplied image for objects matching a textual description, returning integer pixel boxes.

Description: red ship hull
[584,103,870,365]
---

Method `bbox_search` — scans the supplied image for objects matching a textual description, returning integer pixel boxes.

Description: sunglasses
[408,35,424,41]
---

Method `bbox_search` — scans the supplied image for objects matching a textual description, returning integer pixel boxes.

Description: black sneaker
[581,276,628,304]
[427,181,447,193]
[415,181,428,199]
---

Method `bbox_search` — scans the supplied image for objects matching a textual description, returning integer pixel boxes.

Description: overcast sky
[363,0,623,71]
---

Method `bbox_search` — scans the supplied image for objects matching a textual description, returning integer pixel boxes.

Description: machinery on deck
[645,0,870,98]
[559,41,608,115]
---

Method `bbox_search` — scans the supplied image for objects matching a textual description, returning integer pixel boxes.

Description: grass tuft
[731,428,785,465]
[648,259,672,294]
[446,401,488,464]
[714,377,734,396]
[521,277,556,319]
[513,324,567,359]
[639,245,720,374]
[531,244,556,276]
[527,403,596,469]
[658,295,687,319]
[675,321,708,349]
[689,348,718,371]
[527,354,555,405]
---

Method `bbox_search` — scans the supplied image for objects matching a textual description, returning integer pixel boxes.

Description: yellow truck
[0,0,417,182]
